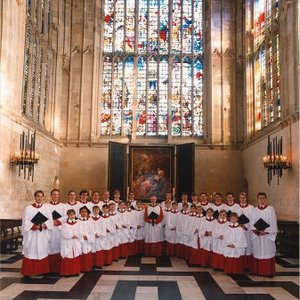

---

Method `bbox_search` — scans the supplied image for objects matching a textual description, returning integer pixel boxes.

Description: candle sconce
[10,130,39,181]
[262,136,291,185]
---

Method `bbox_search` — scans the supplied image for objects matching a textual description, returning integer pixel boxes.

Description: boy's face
[196,207,203,214]
[239,194,247,204]
[51,191,60,202]
[257,195,266,206]
[191,206,196,213]
[182,194,188,202]
[35,192,44,204]
[103,192,110,199]
[230,216,238,224]
[114,193,120,199]
[126,202,131,208]
[214,194,222,202]
[206,210,213,217]
[68,212,76,220]
[172,204,178,210]
[92,193,100,201]
[80,209,88,218]
[226,194,234,203]
[191,195,198,202]
[93,207,100,215]
[69,192,76,201]
[200,194,207,202]
[109,204,115,212]
[119,203,125,210]
[80,193,88,201]
[183,204,188,210]
[219,212,227,219]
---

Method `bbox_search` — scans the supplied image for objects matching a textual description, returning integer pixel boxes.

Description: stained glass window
[246,0,280,133]
[22,0,51,126]
[101,0,204,137]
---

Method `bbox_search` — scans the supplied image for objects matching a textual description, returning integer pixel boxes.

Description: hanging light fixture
[262,135,291,185]
[10,130,39,181]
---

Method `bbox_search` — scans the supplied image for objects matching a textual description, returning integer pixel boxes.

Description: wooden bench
[0,219,22,253]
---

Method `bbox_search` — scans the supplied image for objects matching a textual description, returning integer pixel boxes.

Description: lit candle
[172,187,175,197]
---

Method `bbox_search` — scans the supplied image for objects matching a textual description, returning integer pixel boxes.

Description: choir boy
[144,196,164,257]
[211,193,226,219]
[91,205,106,268]
[126,201,137,255]
[238,192,254,270]
[178,192,190,210]
[211,209,229,270]
[199,192,213,214]
[88,191,101,213]
[223,213,247,274]
[113,190,122,207]
[21,191,53,276]
[128,191,137,209]
[78,206,95,272]
[134,201,145,254]
[161,192,172,210]
[78,190,90,213]
[102,204,115,265]
[165,201,179,256]
[191,193,199,206]
[251,192,277,277]
[99,191,111,210]
[198,207,216,267]
[45,189,64,273]
[176,202,190,258]
[60,209,82,276]
[117,202,130,257]
[64,190,80,217]
[108,202,121,261]
[224,192,241,219]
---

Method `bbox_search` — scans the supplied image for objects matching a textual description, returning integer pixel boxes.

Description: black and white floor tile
[0,248,299,300]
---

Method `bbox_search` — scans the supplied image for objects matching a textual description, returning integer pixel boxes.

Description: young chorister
[199,192,213,215]
[211,193,226,219]
[176,202,190,258]
[165,202,179,256]
[45,189,64,273]
[128,191,137,209]
[21,191,53,276]
[125,201,137,256]
[113,190,122,207]
[178,192,190,211]
[211,209,229,270]
[60,209,82,276]
[144,196,164,257]
[224,192,242,220]
[191,193,199,206]
[77,190,90,213]
[88,191,101,213]
[64,190,80,217]
[223,213,247,274]
[250,192,278,277]
[117,202,130,258]
[134,201,145,254]
[91,205,106,268]
[102,204,115,265]
[78,206,95,272]
[238,192,254,270]
[161,192,173,210]
[162,199,172,242]
[189,206,205,264]
[198,207,216,267]
[108,202,121,261]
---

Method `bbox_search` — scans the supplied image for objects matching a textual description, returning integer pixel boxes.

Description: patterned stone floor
[0,248,298,300]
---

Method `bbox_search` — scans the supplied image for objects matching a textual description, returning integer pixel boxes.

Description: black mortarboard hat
[254,218,270,231]
[238,214,250,225]
[226,210,232,218]
[202,210,206,216]
[213,210,219,219]
[31,212,48,225]
[79,205,91,214]
[52,210,62,220]
[148,212,159,220]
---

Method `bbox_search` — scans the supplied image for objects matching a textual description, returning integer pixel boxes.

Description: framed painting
[129,146,174,201]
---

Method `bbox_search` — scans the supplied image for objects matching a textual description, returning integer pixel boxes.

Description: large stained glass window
[22,0,51,126]
[101,0,204,137]
[245,0,280,133]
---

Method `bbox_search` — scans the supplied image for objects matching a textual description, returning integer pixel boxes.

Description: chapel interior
[0,0,299,299]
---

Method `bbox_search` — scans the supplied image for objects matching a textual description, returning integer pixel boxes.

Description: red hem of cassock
[198,249,211,267]
[184,246,191,261]
[94,250,104,267]
[166,242,178,257]
[243,254,253,271]
[119,243,128,258]
[189,248,201,265]
[144,242,162,257]
[177,244,186,259]
[251,257,275,276]
[224,256,244,274]
[49,253,62,273]
[136,240,145,254]
[103,249,113,265]
[80,253,93,272]
[113,246,120,261]
[21,256,49,276]
[211,252,225,270]
[128,241,136,256]
[60,256,80,276]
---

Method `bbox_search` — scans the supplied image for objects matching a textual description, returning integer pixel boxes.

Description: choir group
[20,189,278,278]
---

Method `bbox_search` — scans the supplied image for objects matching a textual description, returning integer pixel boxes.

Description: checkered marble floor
[0,248,298,300]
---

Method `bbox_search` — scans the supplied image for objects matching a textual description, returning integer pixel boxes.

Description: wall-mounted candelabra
[262,136,291,185]
[10,130,39,181]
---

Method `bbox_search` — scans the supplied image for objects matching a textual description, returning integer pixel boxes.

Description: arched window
[245,0,280,134]
[22,0,51,126]
[100,0,204,137]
